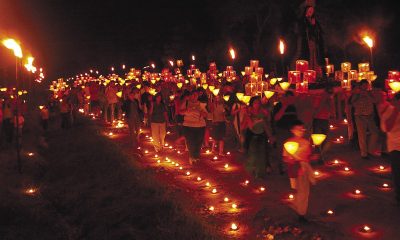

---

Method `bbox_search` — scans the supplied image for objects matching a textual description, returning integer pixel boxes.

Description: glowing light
[223,95,230,102]
[231,203,237,209]
[192,55,196,61]
[264,91,275,99]
[169,60,174,67]
[314,171,320,176]
[157,160,161,163]
[343,119,348,124]
[212,89,220,96]
[212,188,217,194]
[279,82,290,91]
[227,152,230,155]
[333,160,339,164]
[361,225,372,233]
[186,171,191,176]
[206,182,211,187]
[177,82,183,89]
[151,63,156,69]
[379,165,385,170]
[229,48,236,60]
[28,152,34,157]
[330,125,334,129]
[25,188,36,195]
[2,39,23,58]
[39,105,44,110]
[231,223,238,231]
[344,167,350,171]
[279,39,285,55]
[108,132,113,136]
[389,82,400,92]
[354,189,361,195]
[363,36,374,48]
[284,141,299,155]
[259,187,266,192]
[327,209,334,215]
[288,194,294,200]
[197,177,202,181]
[224,197,229,202]
[311,134,327,146]
[144,150,149,154]
[244,180,250,185]
[236,93,244,101]
[208,85,215,91]
[242,96,251,105]
[382,183,389,188]
[213,156,218,160]
[208,206,214,211]
[224,163,229,169]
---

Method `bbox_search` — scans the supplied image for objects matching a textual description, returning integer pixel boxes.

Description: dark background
[1,0,399,82]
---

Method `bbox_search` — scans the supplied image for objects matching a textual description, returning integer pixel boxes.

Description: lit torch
[229,48,236,60]
[362,35,374,67]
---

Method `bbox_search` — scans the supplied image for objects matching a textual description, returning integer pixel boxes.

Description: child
[40,105,50,131]
[283,120,316,222]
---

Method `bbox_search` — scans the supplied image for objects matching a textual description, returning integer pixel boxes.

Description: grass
[0,117,221,240]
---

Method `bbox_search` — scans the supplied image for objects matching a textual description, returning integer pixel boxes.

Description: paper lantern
[242,95,251,105]
[358,63,370,73]
[349,70,358,80]
[245,66,252,75]
[389,82,400,92]
[341,62,351,73]
[269,78,278,85]
[177,83,183,89]
[264,91,275,99]
[388,71,400,80]
[326,64,334,75]
[202,84,208,90]
[296,60,309,73]
[303,70,316,83]
[223,95,230,102]
[236,93,244,101]
[212,89,220,96]
[279,82,290,91]
[116,91,123,98]
[284,141,299,155]
[311,134,327,146]
[250,60,259,69]
[288,71,301,84]
[209,85,215,91]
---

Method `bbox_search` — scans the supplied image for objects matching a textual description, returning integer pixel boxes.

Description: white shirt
[379,103,400,152]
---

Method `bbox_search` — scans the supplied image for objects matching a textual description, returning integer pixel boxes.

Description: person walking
[149,93,169,153]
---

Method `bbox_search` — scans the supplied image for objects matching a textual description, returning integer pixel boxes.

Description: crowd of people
[43,74,400,218]
[2,71,399,221]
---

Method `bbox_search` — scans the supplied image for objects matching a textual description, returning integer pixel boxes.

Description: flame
[2,39,23,58]
[363,36,374,48]
[279,39,285,55]
[311,134,327,146]
[284,141,299,155]
[192,55,195,61]
[169,60,174,67]
[229,48,236,60]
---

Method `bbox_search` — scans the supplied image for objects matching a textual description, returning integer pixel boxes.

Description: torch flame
[363,36,374,48]
[279,39,285,55]
[2,38,23,58]
[169,60,174,67]
[229,48,236,60]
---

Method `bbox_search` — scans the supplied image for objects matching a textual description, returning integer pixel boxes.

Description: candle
[209,206,215,211]
[231,203,237,209]
[327,209,334,215]
[231,223,238,231]
[212,188,217,194]
[224,197,229,202]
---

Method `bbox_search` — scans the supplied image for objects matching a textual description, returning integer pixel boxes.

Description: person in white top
[378,92,400,205]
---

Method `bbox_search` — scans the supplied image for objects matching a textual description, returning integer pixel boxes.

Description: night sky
[1,0,399,81]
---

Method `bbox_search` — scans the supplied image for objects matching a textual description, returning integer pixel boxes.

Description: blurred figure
[124,88,141,148]
[283,120,316,222]
[210,95,226,156]
[378,92,400,205]
[149,93,169,153]
[40,105,50,131]
[351,80,380,159]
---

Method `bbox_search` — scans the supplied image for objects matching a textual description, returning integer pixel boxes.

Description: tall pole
[369,47,373,68]
[15,57,22,173]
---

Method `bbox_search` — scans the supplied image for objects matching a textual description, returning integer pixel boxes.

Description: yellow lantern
[311,134,327,146]
[279,82,290,91]
[212,89,220,96]
[218,73,223,77]
[209,85,215,91]
[223,95,230,102]
[169,95,175,101]
[202,84,208,90]
[264,91,275,99]
[39,105,44,110]
[116,91,123,98]
[136,84,141,89]
[389,82,400,92]
[242,95,251,105]
[241,71,245,76]
[236,92,244,101]
[270,78,278,85]
[284,141,299,155]
[177,82,183,89]
[151,79,156,84]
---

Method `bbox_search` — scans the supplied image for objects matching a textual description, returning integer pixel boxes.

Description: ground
[1,111,399,240]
